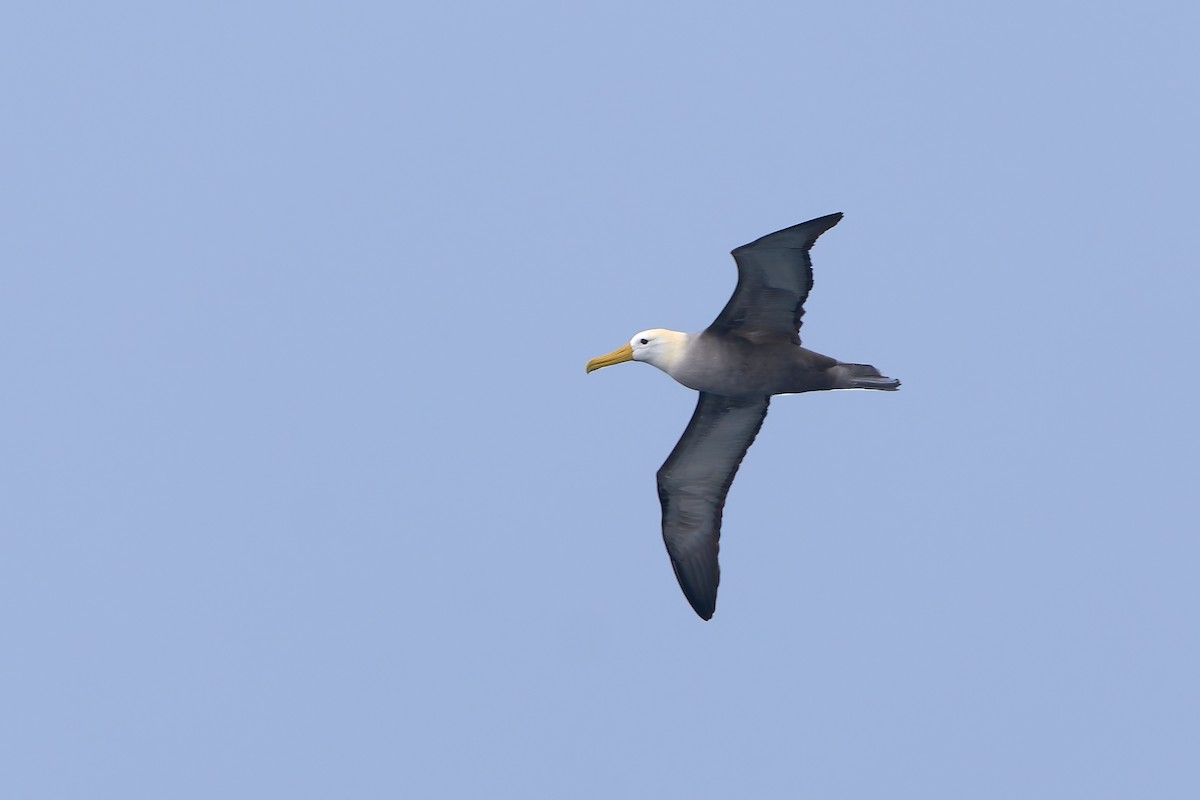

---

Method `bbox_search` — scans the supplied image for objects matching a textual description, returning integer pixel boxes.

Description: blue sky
[3,2,1198,797]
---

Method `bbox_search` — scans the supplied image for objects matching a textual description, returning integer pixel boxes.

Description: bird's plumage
[586,213,898,620]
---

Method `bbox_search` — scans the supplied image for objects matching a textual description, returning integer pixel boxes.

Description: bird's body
[586,213,899,620]
[662,333,860,396]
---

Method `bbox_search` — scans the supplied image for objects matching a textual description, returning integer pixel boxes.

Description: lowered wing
[656,392,771,620]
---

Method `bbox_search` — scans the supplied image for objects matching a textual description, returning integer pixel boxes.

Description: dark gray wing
[707,212,843,344]
[656,392,771,620]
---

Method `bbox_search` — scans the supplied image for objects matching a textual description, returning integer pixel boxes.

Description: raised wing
[707,212,843,344]
[656,392,771,620]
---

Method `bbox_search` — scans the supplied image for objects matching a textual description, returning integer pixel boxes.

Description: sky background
[3,2,1199,798]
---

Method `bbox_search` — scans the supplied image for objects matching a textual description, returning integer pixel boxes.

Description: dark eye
[639,338,649,345]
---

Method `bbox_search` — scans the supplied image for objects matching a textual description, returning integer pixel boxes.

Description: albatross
[586,212,899,620]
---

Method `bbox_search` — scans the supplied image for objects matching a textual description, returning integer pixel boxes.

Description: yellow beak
[586,343,634,373]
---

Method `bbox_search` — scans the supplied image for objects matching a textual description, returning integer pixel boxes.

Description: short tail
[831,363,901,391]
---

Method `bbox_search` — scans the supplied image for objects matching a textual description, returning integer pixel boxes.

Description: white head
[586,328,690,376]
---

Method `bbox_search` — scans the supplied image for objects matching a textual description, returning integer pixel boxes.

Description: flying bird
[586,213,899,620]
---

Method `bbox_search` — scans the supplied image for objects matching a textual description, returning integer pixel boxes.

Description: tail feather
[832,363,901,391]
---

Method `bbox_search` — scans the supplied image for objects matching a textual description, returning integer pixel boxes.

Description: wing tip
[684,587,716,620]
[731,211,845,255]
[671,557,719,621]
[686,592,716,621]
